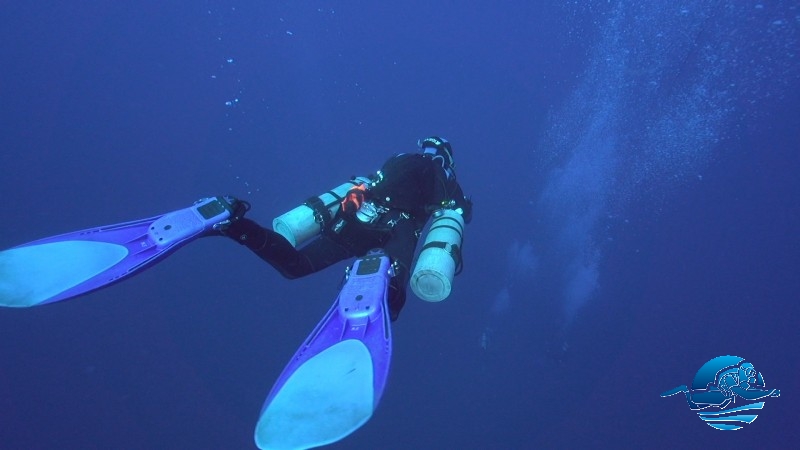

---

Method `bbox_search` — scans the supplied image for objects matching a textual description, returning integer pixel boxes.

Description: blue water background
[1,1,798,448]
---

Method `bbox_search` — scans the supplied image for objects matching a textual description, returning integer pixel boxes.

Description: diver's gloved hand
[213,196,251,234]
[341,183,368,216]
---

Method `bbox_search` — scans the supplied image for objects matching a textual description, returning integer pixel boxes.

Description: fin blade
[0,240,129,307]
[0,197,231,307]
[255,252,393,449]
[255,340,374,449]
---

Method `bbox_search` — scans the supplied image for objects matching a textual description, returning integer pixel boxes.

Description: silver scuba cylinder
[410,208,465,302]
[272,176,372,247]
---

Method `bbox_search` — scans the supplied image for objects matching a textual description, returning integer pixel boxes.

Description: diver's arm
[430,167,472,224]
[452,183,473,224]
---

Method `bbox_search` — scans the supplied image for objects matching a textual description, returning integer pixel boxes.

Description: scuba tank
[410,208,465,302]
[273,176,372,247]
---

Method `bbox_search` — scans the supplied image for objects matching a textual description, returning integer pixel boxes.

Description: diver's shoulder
[382,152,427,167]
[390,152,421,160]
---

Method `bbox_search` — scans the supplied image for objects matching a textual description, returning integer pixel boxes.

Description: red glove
[341,183,368,215]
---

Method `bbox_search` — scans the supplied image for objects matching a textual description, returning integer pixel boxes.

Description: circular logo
[661,355,780,430]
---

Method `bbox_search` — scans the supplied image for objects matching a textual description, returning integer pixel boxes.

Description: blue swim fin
[254,251,394,450]
[0,197,232,307]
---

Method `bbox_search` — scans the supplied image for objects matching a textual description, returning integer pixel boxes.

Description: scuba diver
[217,136,473,321]
[0,136,472,449]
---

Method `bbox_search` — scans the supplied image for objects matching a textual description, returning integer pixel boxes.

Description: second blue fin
[254,251,394,450]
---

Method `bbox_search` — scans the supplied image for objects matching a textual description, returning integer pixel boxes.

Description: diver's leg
[382,218,421,321]
[297,234,355,274]
[225,218,346,279]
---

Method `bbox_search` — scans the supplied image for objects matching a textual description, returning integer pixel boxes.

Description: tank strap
[421,212,464,274]
[305,191,343,227]
[420,240,462,272]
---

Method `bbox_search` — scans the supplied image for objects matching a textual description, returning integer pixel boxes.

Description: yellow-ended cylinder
[411,209,465,302]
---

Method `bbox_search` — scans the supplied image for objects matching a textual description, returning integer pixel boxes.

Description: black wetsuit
[227,152,472,320]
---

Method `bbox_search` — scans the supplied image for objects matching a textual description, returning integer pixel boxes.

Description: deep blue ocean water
[1,1,798,449]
